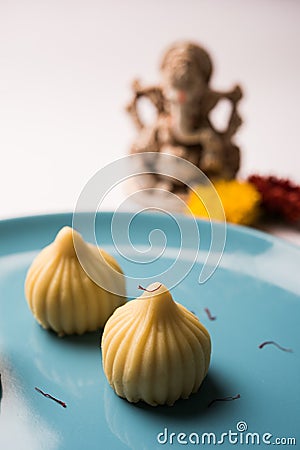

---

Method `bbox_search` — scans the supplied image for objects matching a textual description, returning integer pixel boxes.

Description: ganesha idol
[127,41,243,194]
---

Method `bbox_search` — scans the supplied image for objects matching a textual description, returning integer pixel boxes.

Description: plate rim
[0,211,299,254]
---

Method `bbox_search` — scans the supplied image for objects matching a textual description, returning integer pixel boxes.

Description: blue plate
[0,212,299,449]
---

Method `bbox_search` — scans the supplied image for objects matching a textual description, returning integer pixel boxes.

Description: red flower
[248,175,300,223]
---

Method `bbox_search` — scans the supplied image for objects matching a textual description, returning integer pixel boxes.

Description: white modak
[25,226,126,336]
[101,282,211,406]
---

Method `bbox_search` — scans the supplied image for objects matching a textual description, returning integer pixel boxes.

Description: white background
[1,0,300,241]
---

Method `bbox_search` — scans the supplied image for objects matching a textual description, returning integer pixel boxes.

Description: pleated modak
[25,226,126,336]
[101,282,211,406]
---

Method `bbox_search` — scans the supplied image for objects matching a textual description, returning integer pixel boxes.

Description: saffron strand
[204,308,216,321]
[35,387,67,408]
[138,284,162,293]
[258,340,292,353]
[208,394,240,408]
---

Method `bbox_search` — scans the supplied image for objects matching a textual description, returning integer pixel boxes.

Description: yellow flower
[187,179,261,225]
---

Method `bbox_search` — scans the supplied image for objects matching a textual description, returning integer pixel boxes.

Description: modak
[101,282,211,406]
[25,226,126,336]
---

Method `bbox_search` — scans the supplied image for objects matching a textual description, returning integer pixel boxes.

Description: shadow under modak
[132,371,227,420]
[104,369,236,450]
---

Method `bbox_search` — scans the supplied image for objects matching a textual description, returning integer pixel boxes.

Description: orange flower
[187,180,261,226]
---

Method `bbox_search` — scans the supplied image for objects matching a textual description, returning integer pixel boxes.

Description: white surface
[1,0,300,233]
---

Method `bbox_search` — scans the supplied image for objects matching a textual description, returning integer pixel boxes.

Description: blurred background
[1,0,299,221]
